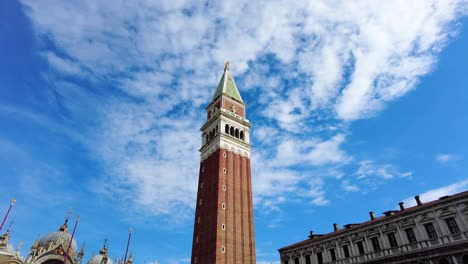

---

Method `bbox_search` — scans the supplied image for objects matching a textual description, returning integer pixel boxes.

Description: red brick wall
[192,149,256,264]
[222,98,245,118]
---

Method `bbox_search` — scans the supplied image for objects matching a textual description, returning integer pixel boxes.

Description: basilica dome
[87,254,112,264]
[87,245,112,264]
[38,220,78,257]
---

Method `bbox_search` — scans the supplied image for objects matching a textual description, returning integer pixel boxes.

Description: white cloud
[273,134,350,167]
[402,179,468,207]
[355,160,412,179]
[347,160,412,191]
[44,52,83,76]
[436,153,460,164]
[18,0,468,217]
[342,180,360,192]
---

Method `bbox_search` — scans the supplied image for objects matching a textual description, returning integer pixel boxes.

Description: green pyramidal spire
[212,61,244,104]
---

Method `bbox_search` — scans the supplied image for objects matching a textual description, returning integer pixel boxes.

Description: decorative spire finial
[7,218,14,233]
[127,251,133,264]
[78,241,85,256]
[65,209,73,222]
[225,61,230,70]
[16,241,23,252]
[0,198,16,232]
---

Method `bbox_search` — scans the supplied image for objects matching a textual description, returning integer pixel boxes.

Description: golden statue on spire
[225,60,230,70]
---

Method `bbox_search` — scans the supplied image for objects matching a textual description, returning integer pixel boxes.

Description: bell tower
[191,62,256,264]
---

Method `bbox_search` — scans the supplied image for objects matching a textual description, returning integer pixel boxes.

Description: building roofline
[278,190,468,252]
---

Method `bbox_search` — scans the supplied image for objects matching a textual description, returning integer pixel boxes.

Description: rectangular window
[424,223,438,239]
[317,252,323,264]
[294,258,300,264]
[329,248,336,261]
[356,241,365,255]
[371,237,381,251]
[405,228,417,243]
[445,218,460,234]
[305,254,311,264]
[342,245,350,258]
[387,233,398,248]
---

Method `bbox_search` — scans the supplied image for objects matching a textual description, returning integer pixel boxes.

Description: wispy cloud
[436,153,460,164]
[402,179,468,207]
[18,0,468,219]
[355,160,412,180]
[342,180,360,192]
[346,160,413,191]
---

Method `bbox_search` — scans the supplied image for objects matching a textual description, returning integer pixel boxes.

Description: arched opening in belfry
[209,131,214,140]
[240,131,244,140]
[230,126,234,136]
[438,259,450,264]
[216,125,218,133]
[225,124,229,134]
[235,128,239,138]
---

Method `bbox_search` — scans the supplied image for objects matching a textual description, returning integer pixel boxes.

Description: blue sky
[1,1,468,263]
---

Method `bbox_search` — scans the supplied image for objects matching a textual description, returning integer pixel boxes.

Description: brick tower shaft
[191,62,256,264]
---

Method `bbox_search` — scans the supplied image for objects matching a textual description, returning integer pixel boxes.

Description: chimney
[398,202,405,211]
[309,230,315,239]
[369,211,375,220]
[333,223,339,232]
[415,195,422,206]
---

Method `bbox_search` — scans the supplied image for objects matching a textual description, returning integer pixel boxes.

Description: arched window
[235,128,239,138]
[230,127,234,136]
[216,125,219,133]
[240,131,244,140]
[205,134,208,143]
[225,124,229,134]
[210,131,214,140]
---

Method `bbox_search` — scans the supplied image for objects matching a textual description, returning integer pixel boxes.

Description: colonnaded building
[279,191,468,264]
[191,62,256,264]
[0,215,133,264]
